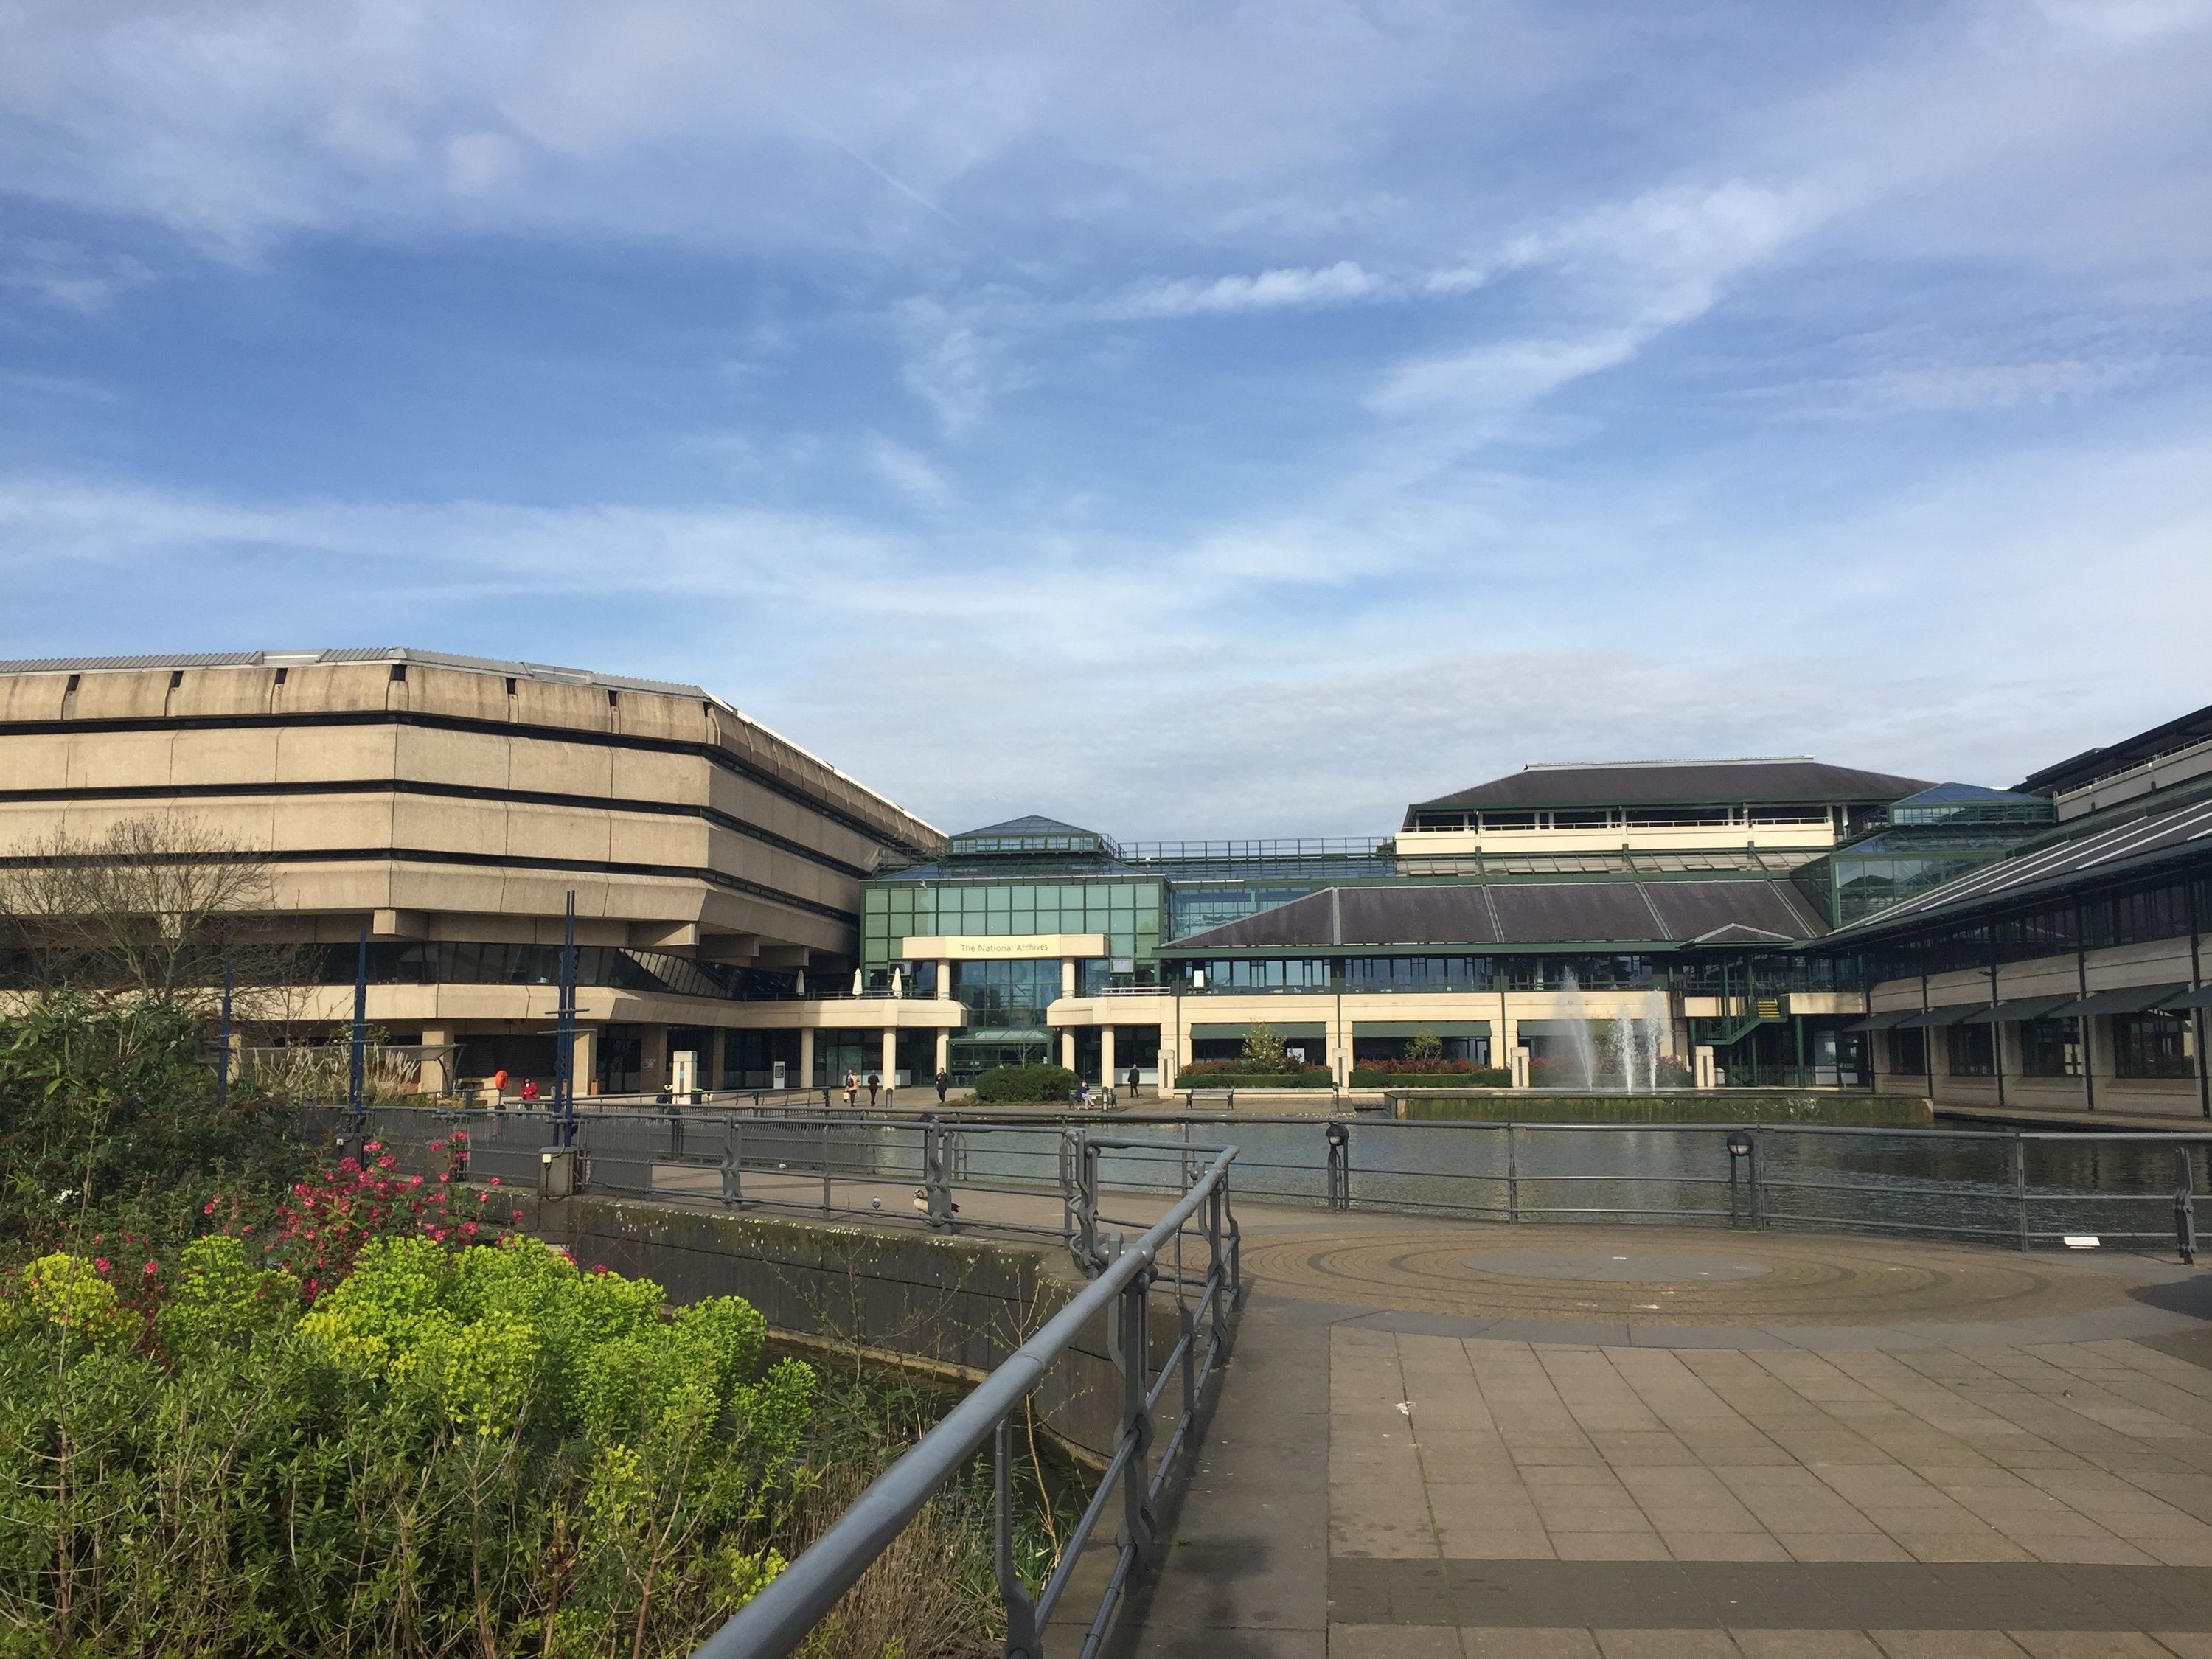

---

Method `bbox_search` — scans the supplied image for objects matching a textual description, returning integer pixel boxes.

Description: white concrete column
[706,1028,727,1094]
[935,1029,950,1075]
[573,1026,599,1096]
[1175,1019,1194,1084]
[420,1024,453,1094]
[798,1027,816,1092]
[638,1025,669,1095]
[1100,1026,1117,1093]
[941,959,956,1001]
[1061,956,1077,998]
[1060,1029,1077,1071]
[882,1027,898,1086]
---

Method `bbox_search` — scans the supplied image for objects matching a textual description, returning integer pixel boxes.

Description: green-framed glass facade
[862,877,1165,969]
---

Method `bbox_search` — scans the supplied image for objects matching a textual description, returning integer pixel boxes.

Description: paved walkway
[1112,1211,2212,1659]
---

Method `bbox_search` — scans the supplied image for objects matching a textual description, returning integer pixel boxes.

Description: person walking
[1127,1062,1141,1099]
[842,1070,858,1108]
[934,1068,949,1104]
[866,1071,880,1108]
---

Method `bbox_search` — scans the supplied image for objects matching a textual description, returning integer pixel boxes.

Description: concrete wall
[536,1196,1192,1467]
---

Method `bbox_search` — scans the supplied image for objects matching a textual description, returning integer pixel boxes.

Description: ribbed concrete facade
[0,649,954,1093]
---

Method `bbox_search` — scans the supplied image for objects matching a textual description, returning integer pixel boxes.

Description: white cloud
[894,298,1029,437]
[863,435,956,513]
[2,242,153,313]
[1102,260,1391,319]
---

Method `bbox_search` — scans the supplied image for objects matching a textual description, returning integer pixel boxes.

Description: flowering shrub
[202,1133,512,1301]
[1352,1057,1492,1075]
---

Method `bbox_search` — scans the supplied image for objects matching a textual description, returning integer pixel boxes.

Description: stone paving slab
[1335,1630,2212,1657]
[1329,1561,2212,1629]
[1335,1326,2212,1565]
[1116,1211,2212,1658]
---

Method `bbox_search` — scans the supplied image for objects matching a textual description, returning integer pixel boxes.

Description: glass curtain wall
[863,879,1165,968]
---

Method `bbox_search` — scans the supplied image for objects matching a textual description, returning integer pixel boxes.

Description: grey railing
[307,1104,2212,1253]
[694,1144,1241,1659]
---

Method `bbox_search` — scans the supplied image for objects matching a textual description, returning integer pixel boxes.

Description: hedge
[1172,1071,1336,1090]
[972,1062,1081,1104]
[1351,1066,1511,1088]
[1395,1092,1934,1126]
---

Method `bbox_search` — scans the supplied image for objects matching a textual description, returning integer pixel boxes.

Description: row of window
[308,942,804,1002]
[1408,806,1846,832]
[1171,955,1663,992]
[1888,1013,2195,1081]
[1859,873,2212,981]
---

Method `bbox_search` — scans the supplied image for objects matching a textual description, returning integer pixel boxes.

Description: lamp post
[347,929,369,1123]
[556,890,578,1149]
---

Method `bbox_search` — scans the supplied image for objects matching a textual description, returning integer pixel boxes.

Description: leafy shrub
[1352,1062,1512,1088]
[972,1063,1080,1103]
[1172,1062,1335,1089]
[0,990,308,1259]
[1239,1024,1289,1071]
[0,1232,815,1658]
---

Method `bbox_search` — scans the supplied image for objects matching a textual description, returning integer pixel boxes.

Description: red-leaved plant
[197,1132,524,1302]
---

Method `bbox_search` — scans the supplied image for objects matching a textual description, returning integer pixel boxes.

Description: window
[1945,1022,1994,1077]
[1479,811,1537,830]
[2020,1017,2082,1078]
[2114,1011,2196,1080]
[1888,1026,1927,1074]
[1548,810,1612,829]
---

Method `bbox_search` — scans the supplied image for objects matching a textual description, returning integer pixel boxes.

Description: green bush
[972,1063,1081,1104]
[1351,1066,1512,1088]
[0,1231,815,1658]
[1172,1071,1336,1089]
[0,990,307,1262]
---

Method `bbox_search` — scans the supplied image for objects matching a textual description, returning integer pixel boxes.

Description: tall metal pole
[215,956,233,1113]
[348,928,368,1121]
[557,889,578,1148]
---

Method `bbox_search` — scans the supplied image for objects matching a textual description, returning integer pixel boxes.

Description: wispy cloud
[863,434,957,512]
[2,242,153,313]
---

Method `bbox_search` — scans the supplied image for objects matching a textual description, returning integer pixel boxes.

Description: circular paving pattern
[1464,1248,1771,1284]
[1239,1220,2147,1326]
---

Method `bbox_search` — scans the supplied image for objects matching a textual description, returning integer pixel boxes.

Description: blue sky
[1,0,2208,837]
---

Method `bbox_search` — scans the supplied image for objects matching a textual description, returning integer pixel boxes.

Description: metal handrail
[695,1145,1239,1659]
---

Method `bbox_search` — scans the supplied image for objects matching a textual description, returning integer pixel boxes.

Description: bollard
[1726,1129,1754,1230]
[1325,1119,1350,1212]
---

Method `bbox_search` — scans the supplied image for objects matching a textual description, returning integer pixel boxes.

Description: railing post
[1747,1130,1761,1231]
[821,1118,832,1214]
[1506,1123,1520,1223]
[1116,1265,1158,1567]
[923,1122,954,1228]
[1067,1131,1103,1274]
[1208,1179,1230,1358]
[995,1416,1041,1659]
[2014,1134,2030,1251]
[2177,1147,2197,1266]
[720,1116,742,1208]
